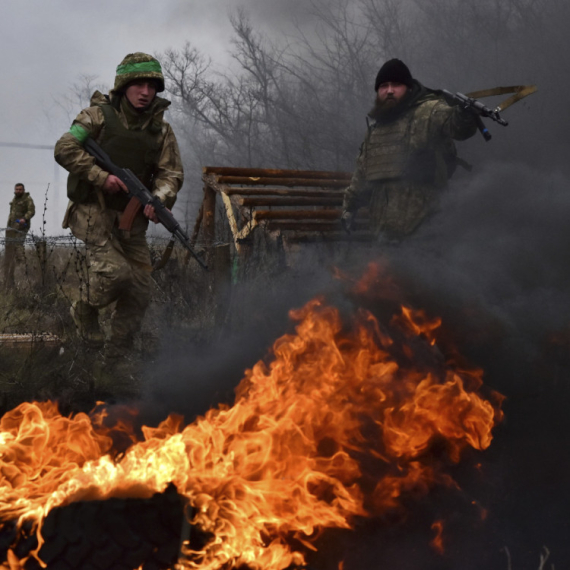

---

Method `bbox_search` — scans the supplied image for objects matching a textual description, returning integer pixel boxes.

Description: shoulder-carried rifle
[83,137,208,271]
[441,89,509,142]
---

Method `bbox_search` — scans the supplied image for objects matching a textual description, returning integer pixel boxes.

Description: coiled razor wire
[0,229,228,250]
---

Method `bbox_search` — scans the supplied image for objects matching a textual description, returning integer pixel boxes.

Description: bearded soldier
[4,183,35,288]
[55,52,184,368]
[342,59,478,240]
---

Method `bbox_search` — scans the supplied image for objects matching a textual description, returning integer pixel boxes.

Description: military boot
[95,354,140,401]
[70,301,105,348]
[95,338,140,400]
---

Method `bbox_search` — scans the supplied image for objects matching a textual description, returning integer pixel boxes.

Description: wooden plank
[254,209,342,221]
[190,202,204,247]
[236,219,258,241]
[224,188,343,198]
[202,173,230,195]
[213,244,232,328]
[221,193,241,253]
[286,232,375,243]
[202,184,217,246]
[218,176,349,188]
[0,333,61,350]
[239,196,343,207]
[265,221,368,232]
[204,166,352,181]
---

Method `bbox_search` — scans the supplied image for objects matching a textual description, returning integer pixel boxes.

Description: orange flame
[430,520,445,554]
[0,298,502,570]
[349,261,402,303]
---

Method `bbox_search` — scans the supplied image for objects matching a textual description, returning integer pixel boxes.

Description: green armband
[69,123,90,144]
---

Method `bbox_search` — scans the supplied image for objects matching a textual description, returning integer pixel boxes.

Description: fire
[430,520,445,554]
[0,298,502,570]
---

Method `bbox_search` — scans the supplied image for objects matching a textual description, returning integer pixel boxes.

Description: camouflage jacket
[54,91,184,211]
[343,81,477,238]
[7,192,35,228]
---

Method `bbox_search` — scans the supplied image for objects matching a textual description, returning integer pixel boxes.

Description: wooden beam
[202,183,217,249]
[213,244,232,327]
[254,209,342,221]
[0,333,61,350]
[190,202,204,247]
[202,173,229,195]
[203,166,351,181]
[221,193,241,253]
[218,176,349,188]
[224,188,343,198]
[239,196,343,207]
[265,221,368,232]
[285,232,375,243]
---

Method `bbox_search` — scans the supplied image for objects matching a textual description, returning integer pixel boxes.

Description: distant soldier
[4,183,35,288]
[54,52,184,368]
[342,59,478,240]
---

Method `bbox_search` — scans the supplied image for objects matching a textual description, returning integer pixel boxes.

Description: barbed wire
[0,230,230,249]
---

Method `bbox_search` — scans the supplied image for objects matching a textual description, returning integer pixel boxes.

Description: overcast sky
[0,0,303,234]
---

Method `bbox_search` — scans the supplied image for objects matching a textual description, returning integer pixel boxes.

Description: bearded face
[371,82,411,120]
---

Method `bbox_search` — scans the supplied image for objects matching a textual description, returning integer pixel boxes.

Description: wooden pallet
[0,333,62,350]
[196,166,372,251]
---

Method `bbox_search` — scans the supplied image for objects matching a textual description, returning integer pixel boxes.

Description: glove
[341,210,354,234]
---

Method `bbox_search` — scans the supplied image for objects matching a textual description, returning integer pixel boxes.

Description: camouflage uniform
[54,53,184,356]
[4,191,35,288]
[343,80,477,239]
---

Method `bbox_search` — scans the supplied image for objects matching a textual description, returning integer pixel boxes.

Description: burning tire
[1,484,185,570]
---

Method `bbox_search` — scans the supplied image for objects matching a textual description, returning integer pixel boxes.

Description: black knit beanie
[374,59,413,91]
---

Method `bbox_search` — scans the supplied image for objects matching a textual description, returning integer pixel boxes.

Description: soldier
[4,183,35,289]
[55,52,184,366]
[341,59,478,240]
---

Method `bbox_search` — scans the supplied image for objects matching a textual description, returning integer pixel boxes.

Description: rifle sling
[466,85,538,112]
[118,196,143,231]
[152,237,176,272]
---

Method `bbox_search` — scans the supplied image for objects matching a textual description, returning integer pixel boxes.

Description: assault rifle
[83,137,208,271]
[441,89,509,142]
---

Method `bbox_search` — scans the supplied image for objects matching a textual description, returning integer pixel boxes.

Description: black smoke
[143,1,570,568]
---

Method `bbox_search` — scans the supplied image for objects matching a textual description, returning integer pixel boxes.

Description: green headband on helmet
[116,60,163,76]
[113,52,165,93]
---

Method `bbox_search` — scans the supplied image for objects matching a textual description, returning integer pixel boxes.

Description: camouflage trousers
[67,202,152,349]
[3,227,28,289]
[83,235,152,348]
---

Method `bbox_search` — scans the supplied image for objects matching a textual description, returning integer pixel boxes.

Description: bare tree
[49,74,109,129]
[159,0,569,182]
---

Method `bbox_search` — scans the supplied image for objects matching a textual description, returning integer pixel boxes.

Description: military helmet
[113,52,165,93]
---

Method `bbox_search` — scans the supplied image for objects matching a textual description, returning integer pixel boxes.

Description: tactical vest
[9,194,33,226]
[67,102,162,209]
[364,100,454,186]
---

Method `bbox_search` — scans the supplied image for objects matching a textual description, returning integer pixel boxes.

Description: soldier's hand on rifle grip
[341,210,354,234]
[144,204,160,224]
[102,174,129,194]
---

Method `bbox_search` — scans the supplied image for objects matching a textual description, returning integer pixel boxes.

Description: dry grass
[0,241,211,413]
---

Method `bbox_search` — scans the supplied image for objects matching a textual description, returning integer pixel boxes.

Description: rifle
[83,137,208,271]
[441,89,509,142]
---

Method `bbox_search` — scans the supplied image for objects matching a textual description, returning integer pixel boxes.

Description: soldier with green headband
[55,52,184,385]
